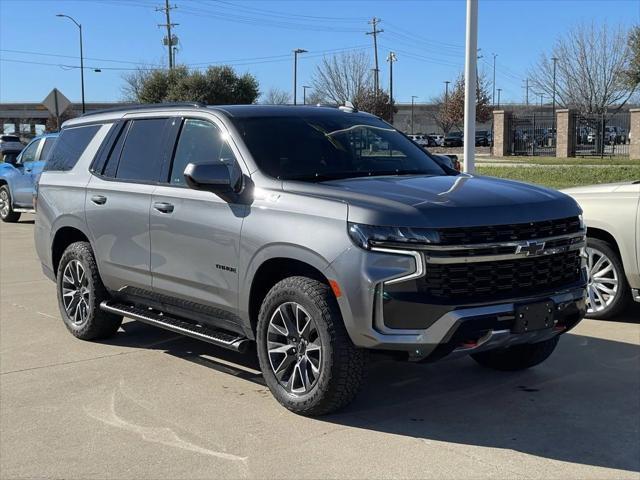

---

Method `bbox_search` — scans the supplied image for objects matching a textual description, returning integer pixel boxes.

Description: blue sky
[1,0,638,104]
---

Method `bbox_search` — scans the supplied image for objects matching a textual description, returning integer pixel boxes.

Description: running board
[100,301,250,352]
[13,207,35,213]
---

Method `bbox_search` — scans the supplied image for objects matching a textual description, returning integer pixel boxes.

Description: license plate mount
[512,300,555,333]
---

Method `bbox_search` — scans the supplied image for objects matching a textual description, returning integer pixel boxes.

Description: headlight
[348,222,440,250]
[578,214,585,230]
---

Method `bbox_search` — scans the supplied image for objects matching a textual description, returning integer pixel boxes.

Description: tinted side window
[169,119,236,186]
[45,125,101,171]
[115,118,167,182]
[19,139,41,164]
[39,137,57,162]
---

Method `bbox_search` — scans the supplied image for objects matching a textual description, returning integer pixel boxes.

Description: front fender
[239,242,341,317]
[0,164,20,190]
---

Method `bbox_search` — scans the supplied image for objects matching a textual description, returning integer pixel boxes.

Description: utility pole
[387,52,397,122]
[523,78,530,106]
[463,0,478,174]
[497,88,502,108]
[302,85,311,105]
[492,53,497,105]
[411,95,418,135]
[366,17,383,93]
[444,80,450,103]
[539,93,544,107]
[292,48,307,105]
[157,0,178,69]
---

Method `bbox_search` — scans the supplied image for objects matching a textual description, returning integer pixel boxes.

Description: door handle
[91,195,107,205]
[25,168,32,173]
[153,202,174,213]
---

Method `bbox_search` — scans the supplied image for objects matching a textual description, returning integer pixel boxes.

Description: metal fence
[574,111,630,157]
[509,114,556,156]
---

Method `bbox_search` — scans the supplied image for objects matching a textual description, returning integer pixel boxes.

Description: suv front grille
[421,250,582,301]
[437,216,582,245]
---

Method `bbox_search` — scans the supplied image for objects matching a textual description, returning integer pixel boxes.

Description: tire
[471,336,559,371]
[0,185,21,223]
[256,276,367,416]
[56,241,123,340]
[585,237,630,319]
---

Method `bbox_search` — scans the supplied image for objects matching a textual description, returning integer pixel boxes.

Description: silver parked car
[563,181,640,318]
[35,103,587,415]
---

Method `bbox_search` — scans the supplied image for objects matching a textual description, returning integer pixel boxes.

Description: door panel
[150,185,246,315]
[85,175,155,291]
[12,138,42,206]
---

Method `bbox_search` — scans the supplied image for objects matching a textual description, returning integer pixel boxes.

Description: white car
[407,134,429,147]
[563,181,640,319]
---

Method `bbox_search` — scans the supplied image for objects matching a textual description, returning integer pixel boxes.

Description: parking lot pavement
[1,219,639,480]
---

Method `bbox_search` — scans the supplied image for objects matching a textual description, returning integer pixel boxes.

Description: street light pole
[411,95,418,134]
[492,53,497,105]
[497,88,502,108]
[302,86,311,105]
[463,0,478,173]
[56,14,85,113]
[551,56,558,117]
[292,48,307,105]
[387,52,397,123]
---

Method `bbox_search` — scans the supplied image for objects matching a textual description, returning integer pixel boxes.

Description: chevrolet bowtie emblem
[515,240,546,256]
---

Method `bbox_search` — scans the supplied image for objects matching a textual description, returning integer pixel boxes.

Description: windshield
[231,113,445,181]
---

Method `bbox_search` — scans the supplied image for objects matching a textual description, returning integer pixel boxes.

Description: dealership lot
[1,219,638,479]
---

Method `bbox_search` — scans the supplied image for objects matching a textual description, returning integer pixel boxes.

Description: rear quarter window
[44,125,100,172]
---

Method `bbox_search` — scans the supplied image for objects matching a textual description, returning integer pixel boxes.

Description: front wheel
[471,336,559,371]
[256,276,367,416]
[0,185,21,223]
[585,238,630,319]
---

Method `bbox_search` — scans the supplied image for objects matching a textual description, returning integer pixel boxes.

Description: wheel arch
[247,256,334,336]
[587,227,622,259]
[51,225,93,275]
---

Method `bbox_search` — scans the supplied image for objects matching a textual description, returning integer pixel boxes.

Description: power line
[202,0,367,23]
[0,45,370,71]
[0,48,163,66]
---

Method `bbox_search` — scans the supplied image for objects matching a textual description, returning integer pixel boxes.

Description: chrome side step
[13,208,35,213]
[632,289,640,303]
[100,301,250,352]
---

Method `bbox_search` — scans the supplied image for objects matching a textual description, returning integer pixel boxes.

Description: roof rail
[82,102,206,117]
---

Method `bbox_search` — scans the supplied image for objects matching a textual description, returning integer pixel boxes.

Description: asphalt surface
[1,218,639,479]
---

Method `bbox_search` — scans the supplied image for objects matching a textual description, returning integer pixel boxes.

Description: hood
[283,174,581,228]
[562,181,639,196]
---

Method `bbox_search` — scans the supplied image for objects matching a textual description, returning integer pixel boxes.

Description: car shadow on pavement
[108,315,639,473]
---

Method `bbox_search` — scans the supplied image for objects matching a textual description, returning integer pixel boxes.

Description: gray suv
[35,103,588,415]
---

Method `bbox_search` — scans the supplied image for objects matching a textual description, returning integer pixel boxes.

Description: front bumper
[328,244,587,361]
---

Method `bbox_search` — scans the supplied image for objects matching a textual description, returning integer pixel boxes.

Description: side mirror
[183,162,244,201]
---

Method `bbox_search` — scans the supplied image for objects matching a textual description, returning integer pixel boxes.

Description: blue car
[0,133,58,222]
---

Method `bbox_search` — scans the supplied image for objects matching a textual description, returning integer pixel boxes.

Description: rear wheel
[56,241,122,340]
[471,336,559,371]
[0,185,21,223]
[585,238,630,319]
[256,276,367,416]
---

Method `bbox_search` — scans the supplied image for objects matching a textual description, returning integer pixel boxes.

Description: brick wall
[630,109,640,160]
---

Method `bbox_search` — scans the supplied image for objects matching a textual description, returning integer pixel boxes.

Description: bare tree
[529,23,635,113]
[311,51,373,105]
[121,67,151,102]
[261,87,291,105]
[439,72,492,130]
[429,92,456,135]
[625,25,640,90]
